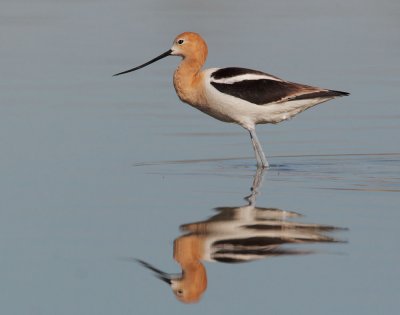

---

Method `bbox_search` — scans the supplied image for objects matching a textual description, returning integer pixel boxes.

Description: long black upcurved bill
[113,49,172,76]
[135,259,182,285]
[135,259,172,284]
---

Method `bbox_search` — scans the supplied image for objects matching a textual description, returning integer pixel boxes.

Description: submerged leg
[249,129,269,168]
[245,167,266,205]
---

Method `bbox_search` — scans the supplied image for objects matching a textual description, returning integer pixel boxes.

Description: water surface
[0,0,399,314]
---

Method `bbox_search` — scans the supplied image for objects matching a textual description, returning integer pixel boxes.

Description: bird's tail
[327,89,350,97]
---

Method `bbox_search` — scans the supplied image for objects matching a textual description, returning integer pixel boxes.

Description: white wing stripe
[211,73,282,84]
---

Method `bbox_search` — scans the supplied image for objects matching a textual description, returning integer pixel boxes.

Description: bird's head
[113,32,207,76]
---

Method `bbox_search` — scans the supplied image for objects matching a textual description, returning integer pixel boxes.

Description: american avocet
[135,170,345,303]
[114,32,349,168]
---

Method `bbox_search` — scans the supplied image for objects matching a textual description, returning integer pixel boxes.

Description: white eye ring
[177,39,184,45]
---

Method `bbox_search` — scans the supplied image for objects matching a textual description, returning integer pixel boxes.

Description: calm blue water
[1,0,399,314]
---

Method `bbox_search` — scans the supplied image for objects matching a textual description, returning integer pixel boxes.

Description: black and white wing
[210,67,349,105]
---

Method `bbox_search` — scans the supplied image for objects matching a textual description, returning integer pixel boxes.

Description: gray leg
[249,129,269,168]
[249,132,262,166]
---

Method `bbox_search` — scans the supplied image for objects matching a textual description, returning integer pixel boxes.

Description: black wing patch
[210,67,349,105]
[211,79,302,105]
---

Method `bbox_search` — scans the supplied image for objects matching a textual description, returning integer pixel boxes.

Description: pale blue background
[1,0,399,314]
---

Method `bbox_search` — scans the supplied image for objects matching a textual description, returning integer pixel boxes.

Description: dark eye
[177,289,183,296]
[177,39,184,45]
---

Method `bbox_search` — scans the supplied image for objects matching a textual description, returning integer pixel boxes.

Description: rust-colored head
[170,234,208,303]
[170,32,208,64]
[170,262,207,304]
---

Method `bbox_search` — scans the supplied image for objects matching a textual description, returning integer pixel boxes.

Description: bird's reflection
[136,168,346,303]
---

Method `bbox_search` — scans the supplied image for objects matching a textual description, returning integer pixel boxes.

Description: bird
[114,32,349,168]
[134,169,345,303]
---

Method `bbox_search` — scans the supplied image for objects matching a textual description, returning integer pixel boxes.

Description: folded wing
[210,67,349,105]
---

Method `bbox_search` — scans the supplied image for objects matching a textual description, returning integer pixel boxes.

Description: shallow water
[1,0,399,314]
